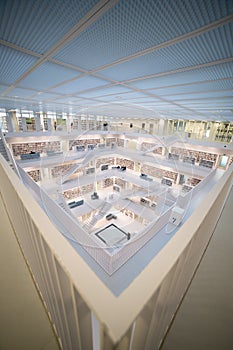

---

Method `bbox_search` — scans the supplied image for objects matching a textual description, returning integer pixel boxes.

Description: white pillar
[158,119,165,135]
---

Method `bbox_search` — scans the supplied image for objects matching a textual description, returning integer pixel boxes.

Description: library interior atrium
[0,1,233,349]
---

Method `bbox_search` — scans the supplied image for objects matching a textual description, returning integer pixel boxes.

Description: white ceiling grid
[0,0,232,121]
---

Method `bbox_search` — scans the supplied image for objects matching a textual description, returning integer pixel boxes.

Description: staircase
[82,202,112,232]
[56,191,71,214]
[0,136,9,161]
[61,150,96,184]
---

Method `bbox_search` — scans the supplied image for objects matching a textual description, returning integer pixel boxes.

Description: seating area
[20,152,40,160]
[106,213,117,221]
[91,192,99,200]
[140,173,153,182]
[68,199,84,209]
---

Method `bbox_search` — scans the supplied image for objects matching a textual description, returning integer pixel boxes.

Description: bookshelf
[80,183,94,194]
[96,178,114,189]
[51,164,74,178]
[105,138,116,146]
[72,119,79,130]
[182,184,193,193]
[141,142,156,151]
[161,178,173,186]
[63,187,81,200]
[114,178,127,189]
[141,164,178,182]
[116,157,134,170]
[69,138,100,150]
[43,116,48,131]
[102,178,114,188]
[117,138,125,147]
[183,156,195,164]
[96,157,115,169]
[120,208,134,219]
[89,120,95,131]
[17,117,23,131]
[199,159,214,169]
[168,153,179,160]
[132,184,141,192]
[27,169,41,182]
[186,177,202,186]
[12,141,61,156]
[215,122,233,142]
[171,146,217,164]
[85,167,95,175]
[153,147,163,155]
[228,157,233,168]
[81,119,87,131]
[96,121,102,130]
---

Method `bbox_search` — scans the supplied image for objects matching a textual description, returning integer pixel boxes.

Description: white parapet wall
[0,153,232,349]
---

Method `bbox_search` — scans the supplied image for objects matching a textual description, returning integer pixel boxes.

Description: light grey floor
[0,194,60,350]
[161,185,233,350]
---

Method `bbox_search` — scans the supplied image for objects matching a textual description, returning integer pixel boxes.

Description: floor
[0,194,60,350]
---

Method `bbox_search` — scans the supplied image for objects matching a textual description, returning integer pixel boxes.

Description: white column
[158,119,165,135]
[7,111,18,132]
[35,116,41,131]
[21,117,27,132]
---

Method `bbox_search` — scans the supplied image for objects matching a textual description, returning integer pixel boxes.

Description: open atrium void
[0,1,233,349]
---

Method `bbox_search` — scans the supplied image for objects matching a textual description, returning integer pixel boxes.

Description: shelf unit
[63,187,81,200]
[102,178,114,188]
[27,169,41,182]
[114,178,127,189]
[132,184,141,192]
[89,120,95,131]
[183,156,195,164]
[182,185,193,193]
[117,138,125,147]
[105,138,116,146]
[228,157,233,168]
[17,117,23,131]
[153,147,163,155]
[72,119,79,130]
[26,117,36,131]
[115,157,134,170]
[85,167,95,175]
[171,146,217,164]
[63,183,94,200]
[0,115,8,132]
[43,116,48,131]
[161,178,173,186]
[12,141,61,156]
[123,208,134,219]
[215,122,233,142]
[96,121,102,130]
[199,159,214,169]
[51,164,74,178]
[80,183,94,194]
[186,177,202,186]
[141,142,156,151]
[96,157,115,169]
[168,153,179,160]
[96,178,114,189]
[81,119,87,131]
[141,164,178,182]
[69,138,100,150]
